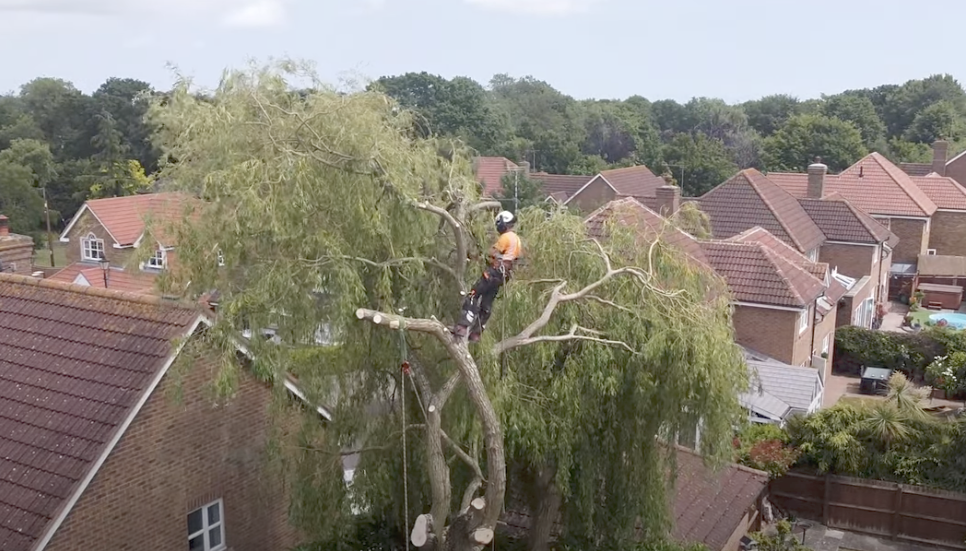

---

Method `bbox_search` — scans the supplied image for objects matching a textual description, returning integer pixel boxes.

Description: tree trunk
[425,403,452,532]
[528,466,561,551]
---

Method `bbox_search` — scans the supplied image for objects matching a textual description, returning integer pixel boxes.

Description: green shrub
[833,326,946,381]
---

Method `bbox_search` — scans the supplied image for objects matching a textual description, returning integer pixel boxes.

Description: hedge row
[833,325,946,381]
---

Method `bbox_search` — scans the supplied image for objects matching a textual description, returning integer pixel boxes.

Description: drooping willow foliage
[147,60,748,549]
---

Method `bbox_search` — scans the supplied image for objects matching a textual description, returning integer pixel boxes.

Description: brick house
[562,165,669,213]
[0,274,302,551]
[583,196,841,370]
[767,153,936,265]
[54,193,196,294]
[900,139,966,190]
[696,165,898,306]
[0,215,34,276]
[473,157,526,196]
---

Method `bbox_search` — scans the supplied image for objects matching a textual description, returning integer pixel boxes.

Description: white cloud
[0,0,288,27]
[464,0,600,16]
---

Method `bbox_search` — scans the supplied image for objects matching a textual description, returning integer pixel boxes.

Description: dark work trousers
[458,265,507,332]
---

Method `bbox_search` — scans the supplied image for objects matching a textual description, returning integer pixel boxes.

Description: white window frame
[146,248,167,270]
[81,233,104,262]
[187,499,225,551]
[798,308,809,334]
[822,334,830,355]
[872,245,879,265]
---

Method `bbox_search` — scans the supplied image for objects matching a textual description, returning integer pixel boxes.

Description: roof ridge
[756,245,814,305]
[745,170,808,251]
[868,153,937,215]
[0,273,197,310]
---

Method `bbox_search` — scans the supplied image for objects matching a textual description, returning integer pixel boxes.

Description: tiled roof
[0,274,202,551]
[918,254,966,277]
[69,192,195,247]
[474,157,519,196]
[599,165,667,198]
[768,153,937,217]
[698,240,825,308]
[529,172,591,202]
[798,194,898,246]
[670,446,769,551]
[584,198,708,265]
[898,162,932,177]
[911,174,966,210]
[501,446,769,551]
[698,169,825,254]
[47,262,159,295]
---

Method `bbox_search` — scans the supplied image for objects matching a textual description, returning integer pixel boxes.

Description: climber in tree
[453,211,523,342]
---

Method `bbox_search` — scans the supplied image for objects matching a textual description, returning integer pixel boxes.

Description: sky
[1,0,965,103]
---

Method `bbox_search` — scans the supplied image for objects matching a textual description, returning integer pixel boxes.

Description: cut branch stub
[412,513,435,548]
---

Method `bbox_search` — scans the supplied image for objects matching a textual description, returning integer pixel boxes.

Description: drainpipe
[809,301,818,367]
[876,242,885,304]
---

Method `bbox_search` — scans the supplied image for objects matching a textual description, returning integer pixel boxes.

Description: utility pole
[42,187,54,267]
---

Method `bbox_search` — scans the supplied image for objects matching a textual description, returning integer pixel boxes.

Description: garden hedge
[833,326,946,381]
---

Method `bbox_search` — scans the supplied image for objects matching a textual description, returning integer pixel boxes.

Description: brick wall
[886,218,928,264]
[45,343,302,551]
[812,306,836,368]
[837,281,875,329]
[928,210,966,257]
[0,234,35,276]
[732,305,799,365]
[569,177,616,213]
[818,243,875,279]
[878,249,892,303]
[63,210,136,267]
[945,155,966,188]
[791,304,819,368]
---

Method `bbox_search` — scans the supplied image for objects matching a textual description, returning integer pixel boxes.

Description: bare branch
[469,200,502,213]
[441,430,485,484]
[355,309,450,341]
[437,371,462,409]
[498,323,636,354]
[493,239,682,355]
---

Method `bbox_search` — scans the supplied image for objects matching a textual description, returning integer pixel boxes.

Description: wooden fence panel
[769,471,966,549]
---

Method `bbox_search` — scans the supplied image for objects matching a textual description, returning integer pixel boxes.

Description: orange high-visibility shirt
[493,231,522,264]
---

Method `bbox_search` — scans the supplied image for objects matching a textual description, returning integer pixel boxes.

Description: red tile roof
[474,157,519,196]
[898,162,932,177]
[501,446,769,551]
[911,174,966,211]
[798,194,898,247]
[598,165,667,198]
[529,172,591,202]
[698,169,825,254]
[66,192,195,247]
[46,263,159,295]
[698,239,825,308]
[768,153,937,217]
[584,198,708,265]
[0,274,202,551]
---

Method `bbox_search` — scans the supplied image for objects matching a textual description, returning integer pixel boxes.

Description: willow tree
[147,61,746,551]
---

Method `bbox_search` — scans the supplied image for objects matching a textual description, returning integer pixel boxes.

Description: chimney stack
[655,185,681,216]
[932,140,948,176]
[807,158,828,199]
[0,215,8,237]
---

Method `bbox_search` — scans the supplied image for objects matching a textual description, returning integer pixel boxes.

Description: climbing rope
[399,319,410,551]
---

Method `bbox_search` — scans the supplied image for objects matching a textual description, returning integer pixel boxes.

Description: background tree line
[3,72,966,241]
[370,72,966,197]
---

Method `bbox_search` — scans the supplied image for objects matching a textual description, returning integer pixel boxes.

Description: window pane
[188,534,205,551]
[208,503,220,525]
[209,527,223,547]
[187,509,203,534]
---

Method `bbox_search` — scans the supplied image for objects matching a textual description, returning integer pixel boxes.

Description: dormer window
[81,233,104,262]
[146,248,167,269]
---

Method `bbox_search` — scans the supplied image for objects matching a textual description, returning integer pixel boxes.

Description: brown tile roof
[918,254,966,277]
[584,198,708,265]
[474,157,519,196]
[671,446,769,550]
[500,446,769,551]
[768,153,937,217]
[911,174,966,210]
[698,239,825,308]
[47,262,159,295]
[898,162,932,177]
[529,172,591,202]
[0,274,202,551]
[598,165,667,198]
[67,192,195,247]
[798,194,898,247]
[697,169,825,254]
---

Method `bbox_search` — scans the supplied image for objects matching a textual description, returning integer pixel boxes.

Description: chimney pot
[932,140,948,176]
[0,215,8,237]
[655,185,681,216]
[807,162,828,199]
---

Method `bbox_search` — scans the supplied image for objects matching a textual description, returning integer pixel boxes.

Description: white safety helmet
[495,210,516,233]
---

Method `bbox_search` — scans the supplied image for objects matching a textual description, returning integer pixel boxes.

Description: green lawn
[32,244,68,268]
